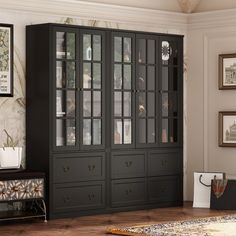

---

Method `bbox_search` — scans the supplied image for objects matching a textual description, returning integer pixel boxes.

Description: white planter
[0,147,22,169]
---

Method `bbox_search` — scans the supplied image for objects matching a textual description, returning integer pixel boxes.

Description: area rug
[107,214,236,236]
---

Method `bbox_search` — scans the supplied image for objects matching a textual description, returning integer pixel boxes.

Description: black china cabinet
[26,23,183,219]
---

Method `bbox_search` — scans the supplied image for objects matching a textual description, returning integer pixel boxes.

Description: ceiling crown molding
[178,0,201,13]
[0,0,188,31]
[188,8,236,30]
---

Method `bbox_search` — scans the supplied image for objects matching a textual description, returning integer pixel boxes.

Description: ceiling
[77,0,236,13]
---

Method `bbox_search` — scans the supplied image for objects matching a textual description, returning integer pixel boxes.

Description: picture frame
[219,111,236,147]
[0,24,13,97]
[219,54,236,90]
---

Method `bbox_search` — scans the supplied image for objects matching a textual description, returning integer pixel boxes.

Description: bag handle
[199,174,216,187]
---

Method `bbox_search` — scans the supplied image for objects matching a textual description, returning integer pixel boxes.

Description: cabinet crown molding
[0,0,187,31]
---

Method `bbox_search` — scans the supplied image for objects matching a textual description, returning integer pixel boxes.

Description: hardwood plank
[0,202,235,236]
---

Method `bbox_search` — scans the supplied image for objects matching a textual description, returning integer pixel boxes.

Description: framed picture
[219,54,236,90]
[0,24,13,97]
[219,111,236,147]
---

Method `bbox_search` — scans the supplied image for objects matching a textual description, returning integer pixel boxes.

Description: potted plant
[0,129,22,169]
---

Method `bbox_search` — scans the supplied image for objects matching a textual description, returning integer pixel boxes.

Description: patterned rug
[107,215,236,236]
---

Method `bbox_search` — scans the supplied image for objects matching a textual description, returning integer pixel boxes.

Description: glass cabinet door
[112,33,134,147]
[136,36,157,146]
[56,30,77,147]
[81,31,104,148]
[160,38,181,144]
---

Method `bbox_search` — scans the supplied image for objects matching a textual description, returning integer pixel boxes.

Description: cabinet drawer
[148,176,181,202]
[53,153,105,183]
[111,152,146,179]
[148,152,181,176]
[111,179,146,207]
[53,181,105,212]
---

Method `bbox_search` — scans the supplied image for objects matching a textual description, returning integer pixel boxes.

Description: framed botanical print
[219,111,236,147]
[0,24,13,96]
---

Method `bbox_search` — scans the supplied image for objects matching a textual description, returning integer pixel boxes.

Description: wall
[186,10,236,200]
[0,0,188,201]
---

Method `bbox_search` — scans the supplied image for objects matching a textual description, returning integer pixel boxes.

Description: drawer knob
[88,193,95,200]
[125,161,132,167]
[63,196,70,203]
[125,189,132,195]
[161,160,168,166]
[88,165,96,171]
[63,166,70,172]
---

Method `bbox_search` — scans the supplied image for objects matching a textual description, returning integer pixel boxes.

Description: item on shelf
[162,129,168,143]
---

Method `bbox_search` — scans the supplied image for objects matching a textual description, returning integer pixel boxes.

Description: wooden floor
[0,202,235,236]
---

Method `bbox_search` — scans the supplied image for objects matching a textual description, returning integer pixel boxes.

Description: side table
[0,170,47,222]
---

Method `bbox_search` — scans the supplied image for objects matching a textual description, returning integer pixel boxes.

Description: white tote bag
[193,172,225,208]
[0,147,22,169]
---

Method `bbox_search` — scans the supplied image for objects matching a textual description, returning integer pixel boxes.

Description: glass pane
[123,65,131,90]
[93,35,101,61]
[83,34,92,60]
[147,92,155,117]
[93,63,101,89]
[162,93,178,117]
[114,37,122,62]
[138,92,146,117]
[56,119,65,146]
[148,40,155,64]
[148,119,155,143]
[124,119,132,144]
[114,119,122,144]
[83,119,91,145]
[56,90,66,117]
[67,119,76,146]
[138,65,146,90]
[124,92,131,117]
[123,37,131,63]
[161,119,168,143]
[56,32,66,59]
[83,63,92,88]
[56,61,66,88]
[162,40,178,66]
[162,67,170,91]
[83,91,91,117]
[114,64,122,89]
[67,91,75,117]
[138,119,146,143]
[138,39,146,63]
[114,92,122,117]
[93,119,101,145]
[171,119,178,143]
[93,91,101,117]
[147,66,155,91]
[173,67,178,91]
[67,62,75,88]
[67,33,75,59]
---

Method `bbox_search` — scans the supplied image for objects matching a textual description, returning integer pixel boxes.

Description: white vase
[0,147,22,169]
[178,0,201,13]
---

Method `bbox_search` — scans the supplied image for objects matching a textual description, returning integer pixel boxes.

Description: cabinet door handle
[63,166,70,172]
[63,196,70,203]
[125,161,132,167]
[125,189,132,195]
[88,193,95,200]
[88,165,96,171]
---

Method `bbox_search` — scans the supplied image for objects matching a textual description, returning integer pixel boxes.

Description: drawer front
[53,153,105,183]
[111,152,146,179]
[0,178,44,202]
[148,176,180,202]
[53,182,105,212]
[111,179,146,207]
[148,152,181,176]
